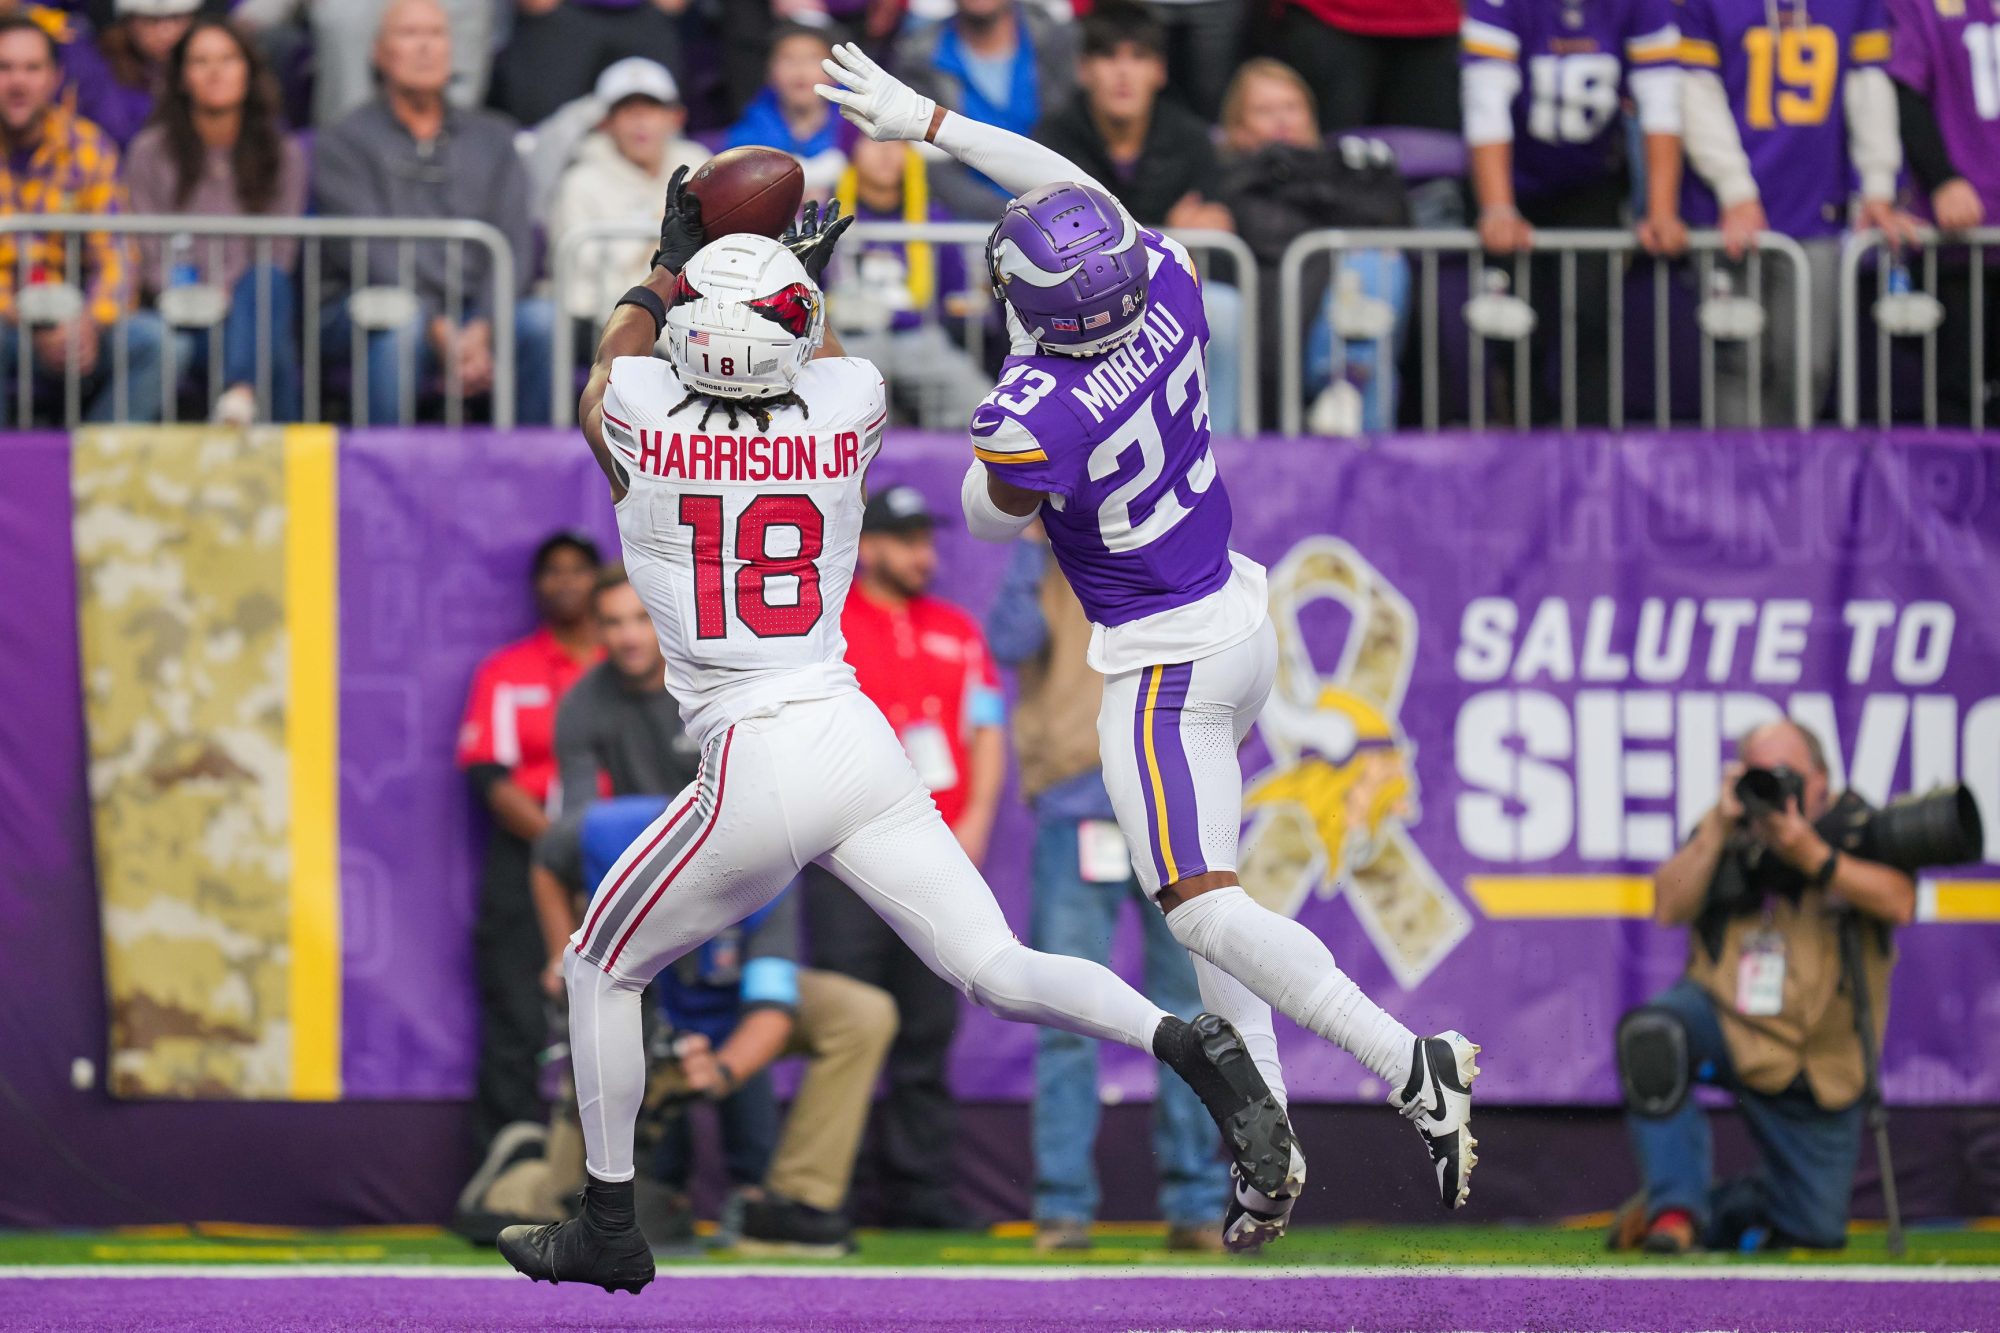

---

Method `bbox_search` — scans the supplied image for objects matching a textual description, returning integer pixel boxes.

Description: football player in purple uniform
[817,44,1483,1249]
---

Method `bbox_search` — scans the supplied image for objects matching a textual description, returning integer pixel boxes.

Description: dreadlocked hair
[669,389,812,434]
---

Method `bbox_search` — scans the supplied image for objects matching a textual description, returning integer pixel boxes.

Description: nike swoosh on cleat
[1425,1045,1451,1121]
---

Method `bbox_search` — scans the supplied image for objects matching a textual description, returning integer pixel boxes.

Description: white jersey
[598,355,888,746]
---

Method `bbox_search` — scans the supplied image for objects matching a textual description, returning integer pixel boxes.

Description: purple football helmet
[987,181,1148,357]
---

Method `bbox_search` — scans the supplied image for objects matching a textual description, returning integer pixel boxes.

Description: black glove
[651,164,706,274]
[780,199,855,284]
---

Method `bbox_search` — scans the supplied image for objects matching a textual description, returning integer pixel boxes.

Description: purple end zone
[3,1274,1995,1333]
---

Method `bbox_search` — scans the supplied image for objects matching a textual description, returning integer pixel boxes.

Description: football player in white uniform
[499,176,1296,1294]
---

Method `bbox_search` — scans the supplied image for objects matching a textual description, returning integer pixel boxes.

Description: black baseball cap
[532,530,603,577]
[862,485,938,534]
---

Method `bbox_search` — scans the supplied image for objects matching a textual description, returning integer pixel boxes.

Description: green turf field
[3,1221,1996,1269]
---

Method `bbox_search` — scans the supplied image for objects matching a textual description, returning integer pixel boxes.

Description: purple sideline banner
[2,429,1994,1108]
[332,428,2000,1106]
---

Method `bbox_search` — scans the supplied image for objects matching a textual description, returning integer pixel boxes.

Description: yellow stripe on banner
[1141,666,1180,885]
[1933,881,2000,922]
[1465,875,1656,918]
[284,425,341,1101]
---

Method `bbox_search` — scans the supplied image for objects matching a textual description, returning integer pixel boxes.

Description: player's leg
[816,698,1298,1198]
[500,724,803,1292]
[1105,627,1481,1209]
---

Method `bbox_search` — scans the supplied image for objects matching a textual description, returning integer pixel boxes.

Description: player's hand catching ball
[652,163,706,274]
[781,199,855,283]
[816,41,937,143]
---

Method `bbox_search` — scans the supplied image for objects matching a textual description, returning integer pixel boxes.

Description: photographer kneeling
[1615,720,1914,1254]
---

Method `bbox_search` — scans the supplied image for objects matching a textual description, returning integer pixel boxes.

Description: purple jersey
[1461,0,1682,200]
[1679,0,1894,237]
[971,231,1235,632]
[1886,0,2000,222]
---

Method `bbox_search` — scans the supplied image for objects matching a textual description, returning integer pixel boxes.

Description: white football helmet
[664,235,825,401]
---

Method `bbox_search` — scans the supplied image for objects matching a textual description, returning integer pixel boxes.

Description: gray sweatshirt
[312,98,534,321]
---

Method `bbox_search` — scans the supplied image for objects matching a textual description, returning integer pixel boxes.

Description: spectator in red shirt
[804,485,1007,1230]
[456,530,604,1150]
[1264,0,1462,133]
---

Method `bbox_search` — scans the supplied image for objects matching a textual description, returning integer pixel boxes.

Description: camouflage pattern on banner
[73,427,299,1098]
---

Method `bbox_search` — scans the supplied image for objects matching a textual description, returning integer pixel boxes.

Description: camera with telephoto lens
[1734,765,1805,817]
[1849,785,1987,874]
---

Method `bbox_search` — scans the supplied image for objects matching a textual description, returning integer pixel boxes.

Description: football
[686,147,807,240]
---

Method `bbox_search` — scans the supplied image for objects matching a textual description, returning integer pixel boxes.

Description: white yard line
[0,1263,1996,1283]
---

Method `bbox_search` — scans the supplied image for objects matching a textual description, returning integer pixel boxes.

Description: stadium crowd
[0,0,1995,429]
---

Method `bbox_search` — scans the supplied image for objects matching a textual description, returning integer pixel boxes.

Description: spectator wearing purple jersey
[1679,0,1917,424]
[897,0,1078,220]
[1033,1,1243,434]
[826,136,992,428]
[1461,0,1686,425]
[89,0,197,146]
[488,0,687,129]
[1887,0,2000,424]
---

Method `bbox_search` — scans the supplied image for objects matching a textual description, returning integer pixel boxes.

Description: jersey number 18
[679,493,825,639]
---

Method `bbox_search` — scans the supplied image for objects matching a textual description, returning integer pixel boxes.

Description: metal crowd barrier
[1276,228,1815,437]
[1838,225,2000,431]
[1,215,517,429]
[549,221,1262,436]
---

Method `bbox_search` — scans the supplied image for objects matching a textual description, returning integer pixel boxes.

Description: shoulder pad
[969,400,1050,465]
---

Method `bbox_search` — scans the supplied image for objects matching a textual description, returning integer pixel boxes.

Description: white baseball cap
[116,0,202,15]
[594,58,680,109]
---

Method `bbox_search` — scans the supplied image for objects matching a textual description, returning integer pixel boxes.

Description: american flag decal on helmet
[748,281,819,337]
[688,329,710,345]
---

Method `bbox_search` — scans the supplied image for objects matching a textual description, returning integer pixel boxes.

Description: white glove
[815,41,937,143]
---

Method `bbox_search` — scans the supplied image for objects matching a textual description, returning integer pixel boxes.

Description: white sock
[1168,887,1415,1088]
[565,947,647,1183]
[1189,953,1289,1108]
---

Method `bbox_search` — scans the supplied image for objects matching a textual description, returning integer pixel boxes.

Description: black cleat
[497,1215,655,1294]
[1156,1013,1304,1200]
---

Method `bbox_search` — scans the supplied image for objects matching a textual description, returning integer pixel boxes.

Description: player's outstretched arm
[816,42,1109,199]
[581,165,707,494]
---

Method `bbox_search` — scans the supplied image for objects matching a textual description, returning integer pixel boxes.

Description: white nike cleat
[1388,1030,1481,1210]
[1221,1134,1305,1252]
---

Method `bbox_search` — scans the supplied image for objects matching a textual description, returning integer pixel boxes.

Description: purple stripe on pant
[1134,661,1206,889]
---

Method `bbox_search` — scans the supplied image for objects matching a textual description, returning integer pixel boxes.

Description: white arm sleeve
[1630,65,1684,136]
[931,110,1110,198]
[1461,61,1521,145]
[1682,69,1760,206]
[961,461,1038,543]
[1844,66,1902,201]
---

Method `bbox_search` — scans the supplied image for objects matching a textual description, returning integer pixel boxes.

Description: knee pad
[1617,1006,1690,1118]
